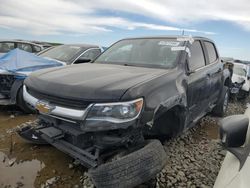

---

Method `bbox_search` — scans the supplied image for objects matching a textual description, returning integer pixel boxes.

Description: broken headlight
[86,98,143,123]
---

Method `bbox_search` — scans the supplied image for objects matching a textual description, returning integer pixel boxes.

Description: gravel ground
[154,97,249,188]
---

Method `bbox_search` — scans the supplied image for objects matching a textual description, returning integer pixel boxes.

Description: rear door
[187,40,210,122]
[202,41,223,105]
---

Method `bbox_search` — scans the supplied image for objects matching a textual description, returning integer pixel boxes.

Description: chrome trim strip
[23,85,88,120]
[194,61,218,72]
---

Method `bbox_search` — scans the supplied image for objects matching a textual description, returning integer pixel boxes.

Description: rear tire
[212,86,229,117]
[88,139,166,188]
[17,87,36,114]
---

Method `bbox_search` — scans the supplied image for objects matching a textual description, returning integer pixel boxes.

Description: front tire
[88,139,166,188]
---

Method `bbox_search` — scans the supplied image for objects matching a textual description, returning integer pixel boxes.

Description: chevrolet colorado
[19,36,231,188]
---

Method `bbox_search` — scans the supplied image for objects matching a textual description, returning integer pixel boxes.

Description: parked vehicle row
[0,40,52,56]
[0,44,102,112]
[13,36,232,187]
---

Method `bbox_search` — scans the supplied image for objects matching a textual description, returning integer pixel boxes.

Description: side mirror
[219,115,250,169]
[74,58,92,64]
[247,76,250,80]
[220,115,249,148]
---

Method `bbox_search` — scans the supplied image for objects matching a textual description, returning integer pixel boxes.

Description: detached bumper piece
[18,122,99,168]
[40,127,99,168]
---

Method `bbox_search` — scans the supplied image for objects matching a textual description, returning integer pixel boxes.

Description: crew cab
[20,36,231,187]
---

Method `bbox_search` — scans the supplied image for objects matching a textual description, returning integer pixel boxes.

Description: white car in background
[231,63,250,98]
[214,106,250,188]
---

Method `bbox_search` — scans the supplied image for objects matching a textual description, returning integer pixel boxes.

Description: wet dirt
[0,107,84,188]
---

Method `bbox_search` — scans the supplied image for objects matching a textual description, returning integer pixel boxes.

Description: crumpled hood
[25,63,167,101]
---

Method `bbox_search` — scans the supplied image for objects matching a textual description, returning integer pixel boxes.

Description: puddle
[0,107,84,187]
[0,152,45,188]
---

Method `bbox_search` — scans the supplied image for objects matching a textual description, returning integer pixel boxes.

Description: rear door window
[204,41,217,64]
[0,42,15,53]
[189,41,206,70]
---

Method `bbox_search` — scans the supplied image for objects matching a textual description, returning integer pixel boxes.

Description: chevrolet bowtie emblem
[35,101,54,114]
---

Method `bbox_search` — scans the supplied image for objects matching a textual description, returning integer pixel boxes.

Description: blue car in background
[0,44,103,113]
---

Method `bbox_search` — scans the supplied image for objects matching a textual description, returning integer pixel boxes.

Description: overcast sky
[1,0,250,60]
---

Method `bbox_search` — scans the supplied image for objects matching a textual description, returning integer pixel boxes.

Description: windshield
[95,38,183,68]
[234,65,247,77]
[39,45,83,64]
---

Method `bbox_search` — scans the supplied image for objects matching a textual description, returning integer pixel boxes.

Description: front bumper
[18,117,142,168]
[23,85,139,131]
[23,85,90,121]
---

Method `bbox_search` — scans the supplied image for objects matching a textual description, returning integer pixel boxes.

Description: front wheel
[88,139,166,188]
[212,86,229,117]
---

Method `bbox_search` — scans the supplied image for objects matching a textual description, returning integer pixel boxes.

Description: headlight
[86,98,143,123]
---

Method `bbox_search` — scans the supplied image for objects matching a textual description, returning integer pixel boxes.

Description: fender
[10,79,24,104]
[153,94,186,118]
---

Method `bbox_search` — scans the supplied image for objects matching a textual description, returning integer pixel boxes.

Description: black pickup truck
[19,36,231,188]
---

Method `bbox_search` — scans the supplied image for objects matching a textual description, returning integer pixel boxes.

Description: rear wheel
[212,86,229,117]
[17,87,36,114]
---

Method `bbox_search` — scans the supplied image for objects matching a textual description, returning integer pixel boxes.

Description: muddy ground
[0,97,248,188]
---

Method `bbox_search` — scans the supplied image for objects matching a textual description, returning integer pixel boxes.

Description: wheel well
[152,105,185,137]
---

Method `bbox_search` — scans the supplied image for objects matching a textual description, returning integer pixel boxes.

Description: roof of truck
[124,35,212,40]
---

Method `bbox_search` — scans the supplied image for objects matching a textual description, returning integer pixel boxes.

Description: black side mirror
[219,115,250,169]
[247,76,250,80]
[220,115,248,147]
[74,58,92,64]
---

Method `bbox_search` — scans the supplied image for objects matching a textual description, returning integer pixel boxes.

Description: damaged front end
[18,117,144,168]
[230,81,245,94]
[0,72,18,105]
[18,85,145,168]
